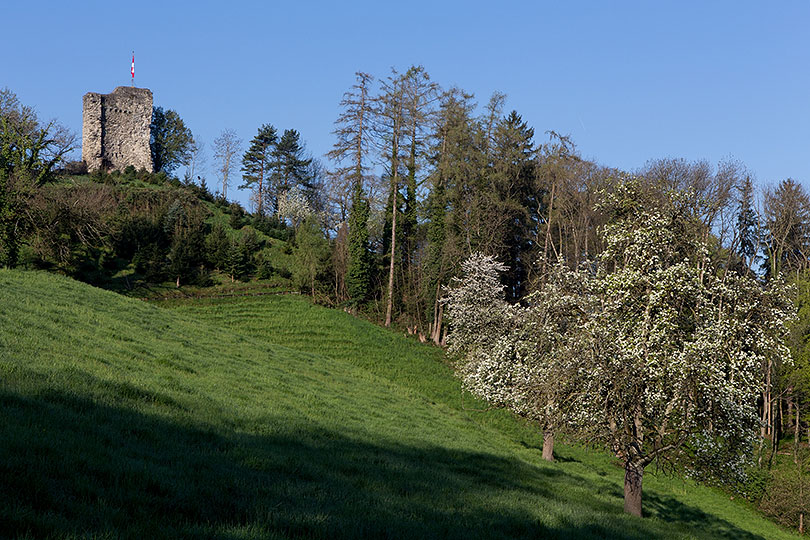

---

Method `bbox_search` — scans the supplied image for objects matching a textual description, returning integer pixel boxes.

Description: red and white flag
[131,53,135,79]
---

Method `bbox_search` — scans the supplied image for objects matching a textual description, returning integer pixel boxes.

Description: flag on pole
[131,52,135,81]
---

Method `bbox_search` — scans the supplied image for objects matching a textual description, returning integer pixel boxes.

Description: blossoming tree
[446,180,796,518]
[571,182,796,516]
[445,254,589,461]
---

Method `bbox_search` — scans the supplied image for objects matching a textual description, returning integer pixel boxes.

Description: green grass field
[0,269,799,539]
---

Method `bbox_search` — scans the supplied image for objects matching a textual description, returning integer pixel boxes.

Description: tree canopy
[150,106,194,174]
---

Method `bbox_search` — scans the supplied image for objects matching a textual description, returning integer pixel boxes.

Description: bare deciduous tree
[212,129,242,200]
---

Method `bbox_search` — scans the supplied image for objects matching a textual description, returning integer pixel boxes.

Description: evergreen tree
[168,211,206,287]
[205,223,229,270]
[400,66,439,328]
[735,175,759,274]
[226,237,248,282]
[424,87,478,340]
[346,179,372,306]
[273,129,312,194]
[490,110,537,300]
[228,202,245,229]
[240,124,277,216]
[424,175,447,343]
[328,72,374,308]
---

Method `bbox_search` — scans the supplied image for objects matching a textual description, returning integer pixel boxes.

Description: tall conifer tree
[274,130,312,187]
[240,124,277,216]
[346,179,372,305]
[735,175,759,274]
[328,72,375,307]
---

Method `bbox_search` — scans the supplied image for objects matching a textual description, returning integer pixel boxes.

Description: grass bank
[0,270,797,539]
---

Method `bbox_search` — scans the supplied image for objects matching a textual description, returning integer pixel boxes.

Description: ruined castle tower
[82,86,153,172]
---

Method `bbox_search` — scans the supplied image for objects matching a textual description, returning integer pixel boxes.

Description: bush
[253,214,292,242]
[255,252,275,279]
[61,161,88,176]
[758,459,810,532]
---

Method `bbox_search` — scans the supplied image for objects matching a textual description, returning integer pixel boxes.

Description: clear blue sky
[3,1,808,207]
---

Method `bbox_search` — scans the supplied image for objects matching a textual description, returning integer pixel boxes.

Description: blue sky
[3,1,808,207]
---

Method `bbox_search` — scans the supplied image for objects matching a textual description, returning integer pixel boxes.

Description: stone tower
[82,86,153,172]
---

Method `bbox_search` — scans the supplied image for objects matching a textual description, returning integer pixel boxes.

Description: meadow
[0,269,798,539]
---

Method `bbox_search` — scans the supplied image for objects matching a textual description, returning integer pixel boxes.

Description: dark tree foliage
[273,129,313,194]
[490,110,537,300]
[167,207,207,287]
[150,107,194,174]
[0,166,20,268]
[346,179,372,306]
[226,237,248,282]
[735,175,759,274]
[228,202,246,230]
[205,223,229,271]
[240,124,277,216]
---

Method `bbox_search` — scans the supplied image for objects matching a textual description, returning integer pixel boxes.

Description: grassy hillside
[0,270,798,539]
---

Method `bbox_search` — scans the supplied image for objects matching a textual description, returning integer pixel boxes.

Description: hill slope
[0,270,797,539]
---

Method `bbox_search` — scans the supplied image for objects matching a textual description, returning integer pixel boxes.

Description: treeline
[315,68,809,528]
[321,69,753,339]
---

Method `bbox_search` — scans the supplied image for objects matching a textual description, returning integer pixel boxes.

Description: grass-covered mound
[0,270,797,539]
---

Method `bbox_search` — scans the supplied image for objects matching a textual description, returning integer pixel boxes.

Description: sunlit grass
[0,269,798,539]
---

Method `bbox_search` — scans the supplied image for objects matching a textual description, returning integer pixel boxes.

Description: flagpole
[131,51,135,87]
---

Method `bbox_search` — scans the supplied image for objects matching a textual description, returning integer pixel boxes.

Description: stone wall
[82,86,153,172]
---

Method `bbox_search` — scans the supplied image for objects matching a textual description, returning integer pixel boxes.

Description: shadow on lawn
[0,383,768,540]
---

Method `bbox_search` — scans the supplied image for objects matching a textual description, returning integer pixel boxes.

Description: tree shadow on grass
[0,382,769,540]
[642,491,765,540]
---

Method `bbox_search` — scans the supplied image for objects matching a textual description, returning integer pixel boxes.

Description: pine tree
[274,129,312,193]
[240,124,277,216]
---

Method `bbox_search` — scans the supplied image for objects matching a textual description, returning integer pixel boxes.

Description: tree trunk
[542,428,554,461]
[433,303,444,345]
[795,403,801,464]
[385,198,397,327]
[623,460,644,517]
